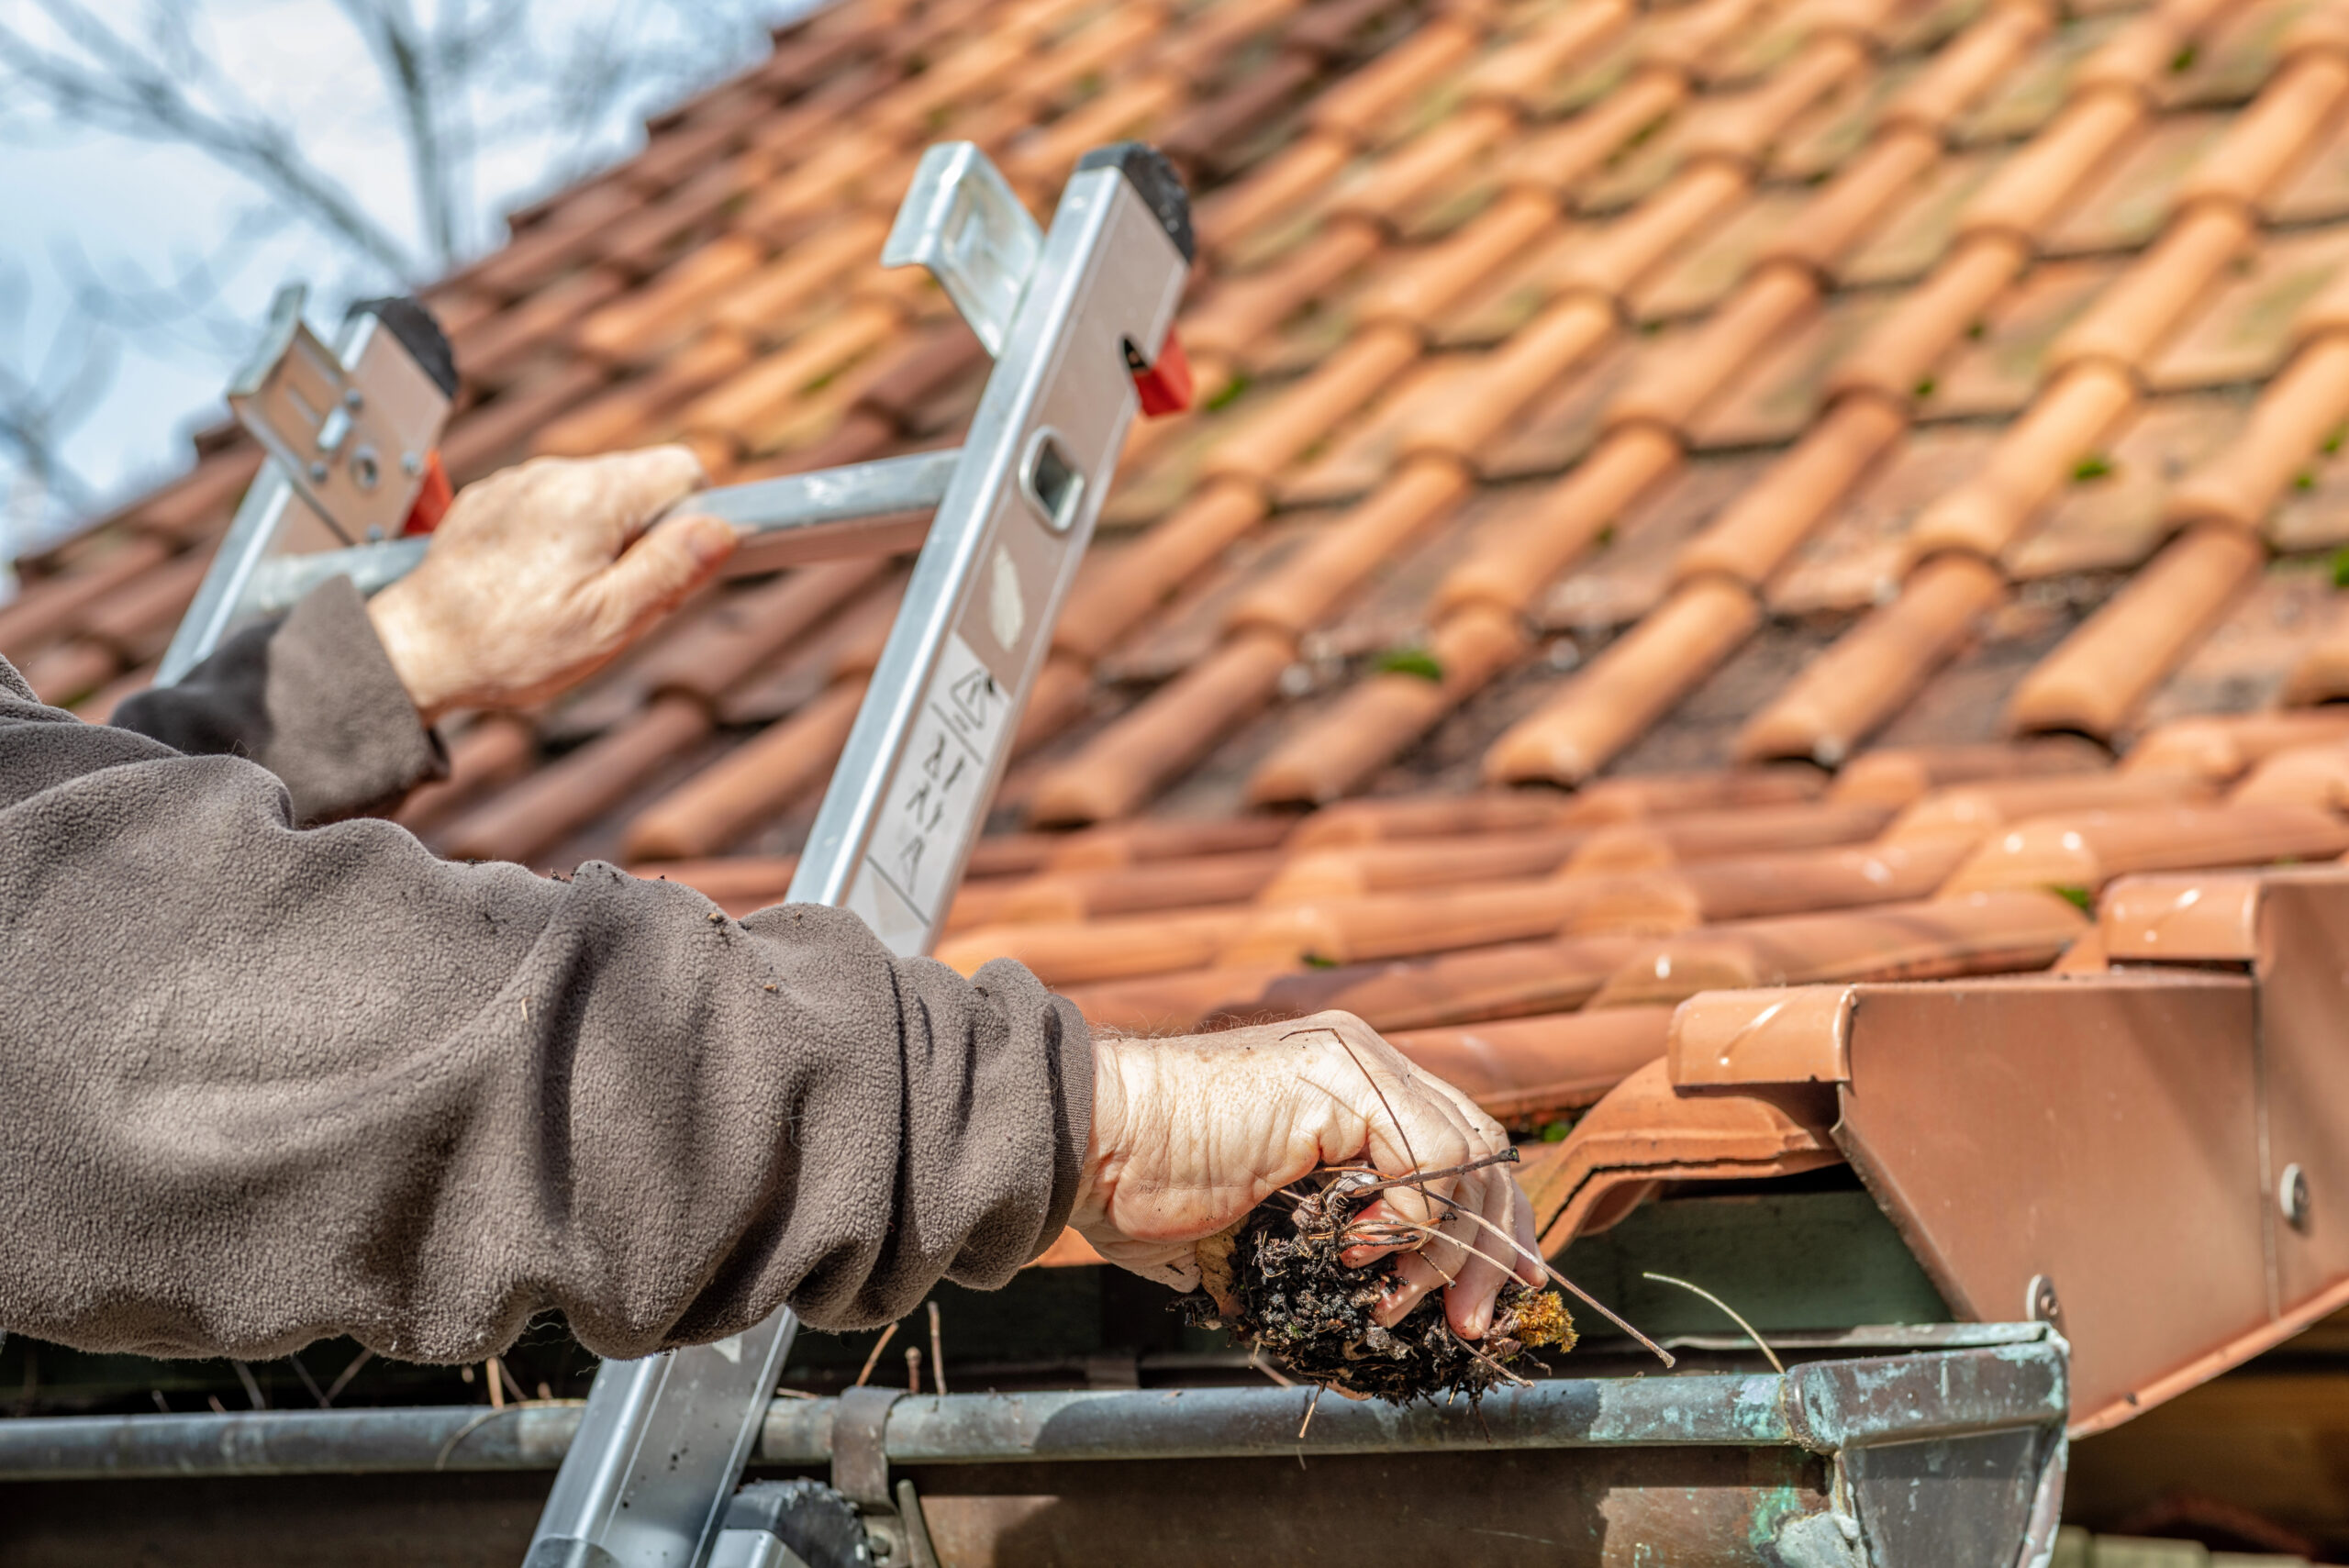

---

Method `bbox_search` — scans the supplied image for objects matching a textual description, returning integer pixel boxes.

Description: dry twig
[853,1322,900,1389]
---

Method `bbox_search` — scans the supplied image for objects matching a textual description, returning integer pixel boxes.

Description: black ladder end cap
[1077,141,1195,266]
[348,295,460,400]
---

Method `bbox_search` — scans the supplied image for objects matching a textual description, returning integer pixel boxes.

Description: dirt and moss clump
[1178,1171,1574,1405]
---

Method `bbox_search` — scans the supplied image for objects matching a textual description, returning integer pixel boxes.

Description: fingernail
[685,516,736,568]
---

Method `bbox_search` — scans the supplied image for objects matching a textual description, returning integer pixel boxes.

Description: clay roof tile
[1027,628,1295,826]
[1390,1005,1674,1122]
[1307,14,1484,139]
[1877,5,2052,136]
[1486,575,1761,786]
[1521,1056,1840,1246]
[1955,90,2144,249]
[1736,551,2008,767]
[1941,802,2349,894]
[2004,523,2266,740]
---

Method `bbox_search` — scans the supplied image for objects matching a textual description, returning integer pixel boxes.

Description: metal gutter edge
[0,1335,2065,1483]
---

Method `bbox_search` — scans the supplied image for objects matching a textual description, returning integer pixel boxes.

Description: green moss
[1301,952,1340,969]
[1374,647,1445,683]
[1912,376,1936,399]
[2071,453,2114,483]
[2053,884,2095,912]
[1540,1121,1573,1143]
[2169,42,2198,72]
[2323,425,2343,457]
[2332,547,2349,589]
[1204,372,1252,412]
[2295,470,2317,492]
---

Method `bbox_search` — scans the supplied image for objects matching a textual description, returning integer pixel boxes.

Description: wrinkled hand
[1074,1011,1541,1340]
[367,447,736,723]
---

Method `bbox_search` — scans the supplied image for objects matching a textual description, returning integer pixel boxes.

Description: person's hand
[367,447,736,724]
[1072,1010,1541,1340]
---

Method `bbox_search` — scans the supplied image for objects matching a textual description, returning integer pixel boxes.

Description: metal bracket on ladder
[163,139,1192,697]
[514,140,1192,1568]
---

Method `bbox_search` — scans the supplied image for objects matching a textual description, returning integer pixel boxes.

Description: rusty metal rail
[0,1331,2062,1483]
[0,1329,2069,1566]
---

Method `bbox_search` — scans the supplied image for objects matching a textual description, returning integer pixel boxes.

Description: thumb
[589,510,736,638]
[591,444,709,544]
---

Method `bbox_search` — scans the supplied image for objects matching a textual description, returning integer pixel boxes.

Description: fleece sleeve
[110,575,444,824]
[0,651,1090,1363]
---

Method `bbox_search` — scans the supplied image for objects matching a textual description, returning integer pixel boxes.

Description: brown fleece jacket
[0,582,1089,1363]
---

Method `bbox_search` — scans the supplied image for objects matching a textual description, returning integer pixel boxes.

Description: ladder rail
[521,146,1190,1568]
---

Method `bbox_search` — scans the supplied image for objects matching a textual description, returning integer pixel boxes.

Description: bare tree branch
[0,0,820,553]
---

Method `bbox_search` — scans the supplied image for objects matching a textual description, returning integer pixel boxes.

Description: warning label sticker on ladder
[855,631,1011,943]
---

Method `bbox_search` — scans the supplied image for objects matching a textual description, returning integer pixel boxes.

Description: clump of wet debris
[1178,1166,1575,1406]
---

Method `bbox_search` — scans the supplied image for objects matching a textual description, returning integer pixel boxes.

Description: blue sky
[0,0,811,577]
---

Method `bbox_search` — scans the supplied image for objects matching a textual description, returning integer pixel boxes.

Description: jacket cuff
[262,576,446,822]
[114,575,445,825]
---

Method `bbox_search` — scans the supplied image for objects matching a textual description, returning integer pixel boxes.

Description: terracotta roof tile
[1736,551,2007,766]
[440,360,612,484]
[531,333,757,461]
[395,715,538,838]
[1826,736,2110,806]
[1028,628,1294,825]
[1605,264,1820,439]
[625,675,868,862]
[79,551,212,665]
[1520,1056,1840,1245]
[2228,740,2349,810]
[1901,361,2140,564]
[1388,1005,1674,1123]
[25,639,121,708]
[1350,194,1552,331]
[1459,0,1634,113]
[1635,0,1774,79]
[1534,450,1772,631]
[1678,31,1868,171]
[2175,313,2349,532]
[440,692,713,866]
[1554,163,1749,301]
[952,851,1285,929]
[0,536,172,662]
[1882,768,2210,840]
[1305,12,1482,139]
[1672,393,1904,587]
[1497,67,1688,199]
[1827,233,2029,406]
[1582,888,2087,1008]
[1230,455,1473,634]
[2004,522,2267,739]
[1941,801,2349,894]
[1184,219,1382,359]
[1486,576,1762,785]
[2046,205,2254,376]
[1287,792,1573,847]
[1926,256,2123,418]
[2122,709,2349,784]
[2070,0,2237,100]
[1245,601,1522,805]
[2176,52,2349,217]
[1879,4,2051,135]
[2001,396,2245,580]
[1202,322,1419,480]
[1401,295,1616,461]
[1435,424,1679,615]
